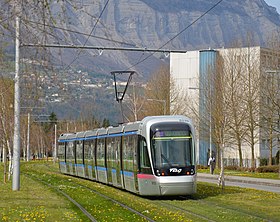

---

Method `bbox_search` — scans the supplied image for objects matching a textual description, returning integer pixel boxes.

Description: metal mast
[12,0,21,191]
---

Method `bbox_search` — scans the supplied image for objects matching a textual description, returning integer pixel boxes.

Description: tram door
[107,136,122,187]
[114,137,122,187]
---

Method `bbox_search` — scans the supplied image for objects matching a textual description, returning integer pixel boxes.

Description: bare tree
[143,65,170,116]
[124,82,145,121]
[242,45,261,169]
[220,46,248,167]
[0,77,14,182]
[262,33,280,169]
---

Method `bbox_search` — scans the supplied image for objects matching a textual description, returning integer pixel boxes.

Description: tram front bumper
[159,175,197,195]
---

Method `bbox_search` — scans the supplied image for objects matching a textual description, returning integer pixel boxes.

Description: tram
[58,115,196,196]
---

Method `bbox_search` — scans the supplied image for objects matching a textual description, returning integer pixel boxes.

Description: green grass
[0,163,87,221]
[1,161,280,221]
[198,168,280,179]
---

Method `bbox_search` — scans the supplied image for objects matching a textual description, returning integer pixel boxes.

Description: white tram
[58,115,196,196]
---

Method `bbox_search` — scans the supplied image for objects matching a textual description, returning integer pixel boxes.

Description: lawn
[198,168,280,179]
[0,161,280,221]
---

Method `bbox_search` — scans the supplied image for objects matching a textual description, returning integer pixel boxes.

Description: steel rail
[23,173,98,222]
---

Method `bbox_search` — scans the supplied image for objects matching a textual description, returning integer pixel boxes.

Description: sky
[265,0,280,13]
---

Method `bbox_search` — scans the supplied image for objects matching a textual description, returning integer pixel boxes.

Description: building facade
[170,47,280,167]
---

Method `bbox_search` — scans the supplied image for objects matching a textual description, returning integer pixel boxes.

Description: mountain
[1,0,280,79]
[1,0,280,122]
[42,0,280,79]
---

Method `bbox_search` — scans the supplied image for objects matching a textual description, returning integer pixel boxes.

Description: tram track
[155,200,215,222]
[23,167,156,222]
[23,172,98,222]
[22,163,277,221]
[187,196,272,222]
[69,180,156,222]
[155,195,272,222]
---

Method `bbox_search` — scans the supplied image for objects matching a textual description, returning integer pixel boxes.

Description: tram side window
[76,140,83,165]
[106,137,113,169]
[58,142,65,161]
[138,136,152,174]
[84,140,93,161]
[97,138,105,167]
[84,140,90,161]
[123,135,137,172]
[66,141,75,163]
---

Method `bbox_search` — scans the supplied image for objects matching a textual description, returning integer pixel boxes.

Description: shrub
[197,165,208,169]
[224,165,239,171]
[256,165,279,173]
[260,158,268,166]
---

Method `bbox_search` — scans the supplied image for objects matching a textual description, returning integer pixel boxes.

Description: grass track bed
[1,161,280,221]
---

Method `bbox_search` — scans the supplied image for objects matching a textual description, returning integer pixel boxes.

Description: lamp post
[147,99,166,115]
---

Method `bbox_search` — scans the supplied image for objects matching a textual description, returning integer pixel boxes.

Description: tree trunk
[218,143,225,189]
[238,138,243,167]
[3,143,7,183]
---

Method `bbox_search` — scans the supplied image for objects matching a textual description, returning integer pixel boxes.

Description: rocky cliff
[2,0,280,79]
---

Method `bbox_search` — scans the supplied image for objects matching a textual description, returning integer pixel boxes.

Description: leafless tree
[124,82,146,122]
[0,77,14,182]
[242,45,261,169]
[219,46,248,167]
[143,65,170,116]
[143,64,188,117]
[262,32,280,170]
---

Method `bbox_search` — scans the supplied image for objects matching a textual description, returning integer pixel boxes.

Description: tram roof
[123,121,141,132]
[66,133,77,140]
[84,129,98,137]
[108,125,123,134]
[76,131,86,138]
[58,133,74,140]
[97,128,107,136]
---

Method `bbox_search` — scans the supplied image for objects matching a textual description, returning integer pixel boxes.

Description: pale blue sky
[265,0,280,13]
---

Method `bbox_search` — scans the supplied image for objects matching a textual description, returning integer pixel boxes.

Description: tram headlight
[156,169,160,176]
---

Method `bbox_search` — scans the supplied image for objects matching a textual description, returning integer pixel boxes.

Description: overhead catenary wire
[63,0,110,71]
[127,0,224,70]
[22,43,187,53]
[22,19,137,47]
[20,0,223,72]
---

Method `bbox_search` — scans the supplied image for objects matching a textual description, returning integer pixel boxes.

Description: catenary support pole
[12,1,21,191]
[54,124,57,162]
[26,113,30,161]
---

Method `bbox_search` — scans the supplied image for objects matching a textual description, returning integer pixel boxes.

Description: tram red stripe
[137,174,155,179]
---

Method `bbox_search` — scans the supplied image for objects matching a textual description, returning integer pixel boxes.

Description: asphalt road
[197,173,280,193]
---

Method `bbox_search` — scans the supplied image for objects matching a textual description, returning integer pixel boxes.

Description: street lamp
[147,99,166,115]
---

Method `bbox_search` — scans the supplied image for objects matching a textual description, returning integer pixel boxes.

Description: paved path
[197,173,280,193]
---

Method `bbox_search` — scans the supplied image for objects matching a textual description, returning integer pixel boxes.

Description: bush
[197,165,208,169]
[260,158,268,166]
[224,165,239,171]
[256,165,279,173]
[224,166,256,172]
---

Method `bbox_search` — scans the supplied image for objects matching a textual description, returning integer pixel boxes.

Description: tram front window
[150,123,194,176]
[152,135,192,168]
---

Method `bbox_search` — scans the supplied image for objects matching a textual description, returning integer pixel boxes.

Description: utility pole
[54,123,57,162]
[12,0,21,191]
[26,113,30,161]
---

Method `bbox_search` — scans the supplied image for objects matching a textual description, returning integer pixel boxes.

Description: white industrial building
[170,47,280,167]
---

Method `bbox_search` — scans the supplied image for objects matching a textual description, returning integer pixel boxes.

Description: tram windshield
[151,123,194,170]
